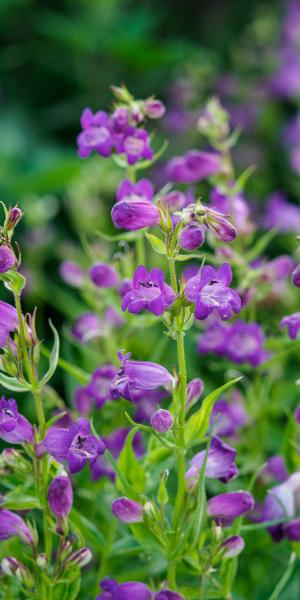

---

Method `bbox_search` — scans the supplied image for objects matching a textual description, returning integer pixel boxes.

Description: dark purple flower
[151,409,174,433]
[270,49,300,99]
[112,497,143,523]
[180,224,205,251]
[133,389,168,422]
[184,264,241,321]
[197,321,229,356]
[104,306,124,328]
[122,266,175,316]
[0,246,15,273]
[186,436,237,486]
[77,108,113,158]
[43,418,105,474]
[87,365,118,409]
[0,397,33,444]
[220,535,245,558]
[89,263,119,288]
[72,313,102,343]
[295,406,300,424]
[265,456,288,484]
[112,179,159,231]
[210,393,246,437]
[48,476,73,533]
[97,578,152,600]
[202,206,237,243]
[225,320,267,367]
[59,261,85,287]
[0,509,33,544]
[73,387,92,416]
[263,192,300,233]
[292,263,300,287]
[186,378,204,411]
[155,591,184,600]
[285,519,300,541]
[6,206,22,231]
[281,312,300,340]
[207,491,254,520]
[167,150,221,184]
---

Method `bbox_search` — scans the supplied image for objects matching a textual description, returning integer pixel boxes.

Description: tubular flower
[167,150,221,184]
[122,266,175,316]
[0,509,33,545]
[186,436,238,486]
[112,497,143,523]
[43,418,105,474]
[0,397,33,444]
[281,312,300,340]
[112,178,159,231]
[184,264,241,321]
[97,578,152,600]
[207,491,255,520]
[110,351,175,400]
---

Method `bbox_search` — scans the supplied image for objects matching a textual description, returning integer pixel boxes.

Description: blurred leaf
[0,372,32,392]
[117,428,146,495]
[145,233,166,255]
[40,320,60,387]
[3,492,41,510]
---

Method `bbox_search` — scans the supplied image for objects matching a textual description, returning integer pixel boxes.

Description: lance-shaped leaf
[0,372,32,392]
[117,428,146,495]
[185,377,242,444]
[145,233,166,255]
[39,320,60,387]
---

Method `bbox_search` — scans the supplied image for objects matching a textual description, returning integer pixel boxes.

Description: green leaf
[45,411,67,430]
[268,553,296,600]
[95,229,142,242]
[245,229,277,262]
[70,508,105,546]
[175,253,203,262]
[117,428,146,495]
[145,233,166,255]
[40,320,60,387]
[186,377,242,444]
[0,270,26,293]
[0,371,32,392]
[3,492,41,510]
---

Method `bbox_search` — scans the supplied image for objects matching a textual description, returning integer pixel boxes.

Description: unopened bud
[36,553,48,569]
[5,207,23,232]
[64,547,92,569]
[1,557,34,589]
[144,98,165,119]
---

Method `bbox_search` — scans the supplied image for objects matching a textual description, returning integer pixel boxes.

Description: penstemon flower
[122,266,175,316]
[184,263,241,320]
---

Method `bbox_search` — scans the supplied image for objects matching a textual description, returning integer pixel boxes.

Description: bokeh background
[2,1,300,598]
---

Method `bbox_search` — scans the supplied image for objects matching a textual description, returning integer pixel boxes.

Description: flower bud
[180,224,205,251]
[203,207,237,242]
[48,476,73,535]
[112,497,143,523]
[36,553,48,569]
[64,547,92,569]
[185,378,204,412]
[5,207,22,231]
[144,98,166,119]
[151,409,174,433]
[2,557,34,589]
[143,500,158,520]
[0,448,32,473]
[155,590,185,600]
[207,491,254,520]
[0,246,15,273]
[220,535,245,558]
[112,198,160,231]
[89,263,119,288]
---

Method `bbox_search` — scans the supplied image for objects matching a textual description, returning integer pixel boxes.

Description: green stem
[14,294,52,566]
[97,519,117,586]
[136,235,146,266]
[167,561,177,589]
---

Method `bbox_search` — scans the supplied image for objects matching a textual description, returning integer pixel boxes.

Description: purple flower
[292,263,300,287]
[185,378,204,411]
[285,519,300,541]
[0,300,18,347]
[261,472,300,541]
[112,497,143,523]
[167,150,221,184]
[0,246,15,273]
[133,389,168,423]
[295,406,300,424]
[180,224,205,251]
[87,365,118,408]
[72,313,102,343]
[0,397,33,444]
[89,263,119,288]
[43,418,105,474]
[48,476,73,534]
[111,352,175,400]
[224,320,267,367]
[161,190,188,212]
[265,456,288,484]
[210,187,251,234]
[207,491,254,520]
[184,264,241,321]
[202,206,237,243]
[112,179,159,231]
[77,108,113,158]
[73,387,92,416]
[97,578,152,600]
[122,128,153,165]
[220,535,245,558]
[6,206,22,231]
[281,312,300,340]
[186,436,237,486]
[263,192,300,233]
[151,409,174,433]
[59,261,85,287]
[155,592,184,600]
[122,266,175,316]
[210,393,246,437]
[0,509,33,544]
[197,321,229,356]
